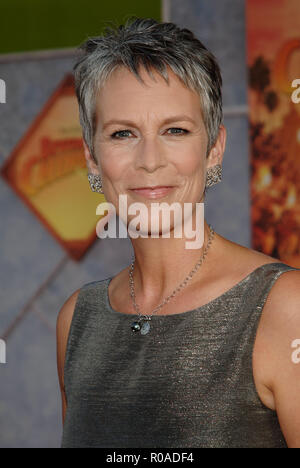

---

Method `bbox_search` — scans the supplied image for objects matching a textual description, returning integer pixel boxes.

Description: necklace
[129,224,215,335]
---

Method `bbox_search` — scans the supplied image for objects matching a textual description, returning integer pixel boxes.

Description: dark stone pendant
[131,317,151,335]
[131,321,141,333]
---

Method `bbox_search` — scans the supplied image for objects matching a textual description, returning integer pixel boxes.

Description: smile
[128,186,175,199]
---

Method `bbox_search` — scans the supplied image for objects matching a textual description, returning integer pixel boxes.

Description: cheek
[98,149,129,182]
[97,139,206,181]
[174,149,205,177]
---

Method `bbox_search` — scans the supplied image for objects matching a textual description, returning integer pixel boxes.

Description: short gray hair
[73,16,223,163]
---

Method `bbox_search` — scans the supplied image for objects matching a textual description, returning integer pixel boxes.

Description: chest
[63,311,284,448]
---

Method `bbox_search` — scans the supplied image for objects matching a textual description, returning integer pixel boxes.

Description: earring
[87,173,103,193]
[205,164,222,188]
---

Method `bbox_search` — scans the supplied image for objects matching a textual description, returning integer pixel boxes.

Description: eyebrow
[102,115,197,130]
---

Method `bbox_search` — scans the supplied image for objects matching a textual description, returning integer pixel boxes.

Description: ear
[206,124,227,169]
[82,140,101,174]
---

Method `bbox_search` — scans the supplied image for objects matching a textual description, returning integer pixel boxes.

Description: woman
[57,17,300,448]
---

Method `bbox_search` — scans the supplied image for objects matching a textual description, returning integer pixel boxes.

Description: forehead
[95,65,203,124]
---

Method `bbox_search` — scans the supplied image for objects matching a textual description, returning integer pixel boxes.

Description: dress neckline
[104,261,287,318]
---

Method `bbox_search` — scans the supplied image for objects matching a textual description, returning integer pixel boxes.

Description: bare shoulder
[226,238,300,312]
[224,237,300,421]
[214,232,284,277]
[56,289,81,393]
[257,265,300,332]
[218,234,300,446]
[251,257,300,410]
[254,268,300,447]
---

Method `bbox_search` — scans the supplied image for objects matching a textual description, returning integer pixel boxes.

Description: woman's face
[88,65,223,232]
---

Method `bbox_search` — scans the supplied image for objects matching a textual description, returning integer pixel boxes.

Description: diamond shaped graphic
[0,73,106,261]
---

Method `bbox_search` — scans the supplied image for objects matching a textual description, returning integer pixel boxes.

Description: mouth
[128,186,176,199]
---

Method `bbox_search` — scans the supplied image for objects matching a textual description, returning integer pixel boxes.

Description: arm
[258,270,300,447]
[56,289,80,426]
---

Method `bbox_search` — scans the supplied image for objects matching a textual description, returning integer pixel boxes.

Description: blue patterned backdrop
[0,0,249,447]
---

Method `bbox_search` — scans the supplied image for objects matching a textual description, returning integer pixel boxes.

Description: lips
[129,186,175,199]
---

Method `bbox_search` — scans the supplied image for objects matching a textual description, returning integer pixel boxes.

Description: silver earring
[87,173,103,193]
[205,164,222,188]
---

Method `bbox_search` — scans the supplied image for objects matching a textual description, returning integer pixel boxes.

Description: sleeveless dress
[61,262,299,448]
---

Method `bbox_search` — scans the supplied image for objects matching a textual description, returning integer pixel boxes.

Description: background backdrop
[0,0,298,448]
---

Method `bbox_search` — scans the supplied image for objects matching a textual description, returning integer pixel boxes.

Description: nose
[134,135,167,173]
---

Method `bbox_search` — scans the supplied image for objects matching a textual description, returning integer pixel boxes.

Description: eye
[110,130,133,139]
[166,127,189,135]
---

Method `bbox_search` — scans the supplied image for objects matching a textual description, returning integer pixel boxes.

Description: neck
[129,220,216,305]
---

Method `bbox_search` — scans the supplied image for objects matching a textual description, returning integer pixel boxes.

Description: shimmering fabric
[61,262,299,448]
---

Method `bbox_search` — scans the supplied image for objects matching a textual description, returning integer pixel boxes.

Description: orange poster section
[0,75,106,261]
[247,0,300,267]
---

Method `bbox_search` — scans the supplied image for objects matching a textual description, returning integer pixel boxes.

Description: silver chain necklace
[129,224,215,335]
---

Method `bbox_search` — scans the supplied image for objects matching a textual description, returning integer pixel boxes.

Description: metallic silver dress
[61,262,299,448]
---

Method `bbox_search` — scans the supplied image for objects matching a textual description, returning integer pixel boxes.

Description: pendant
[131,317,151,335]
[131,321,142,333]
[140,320,151,335]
